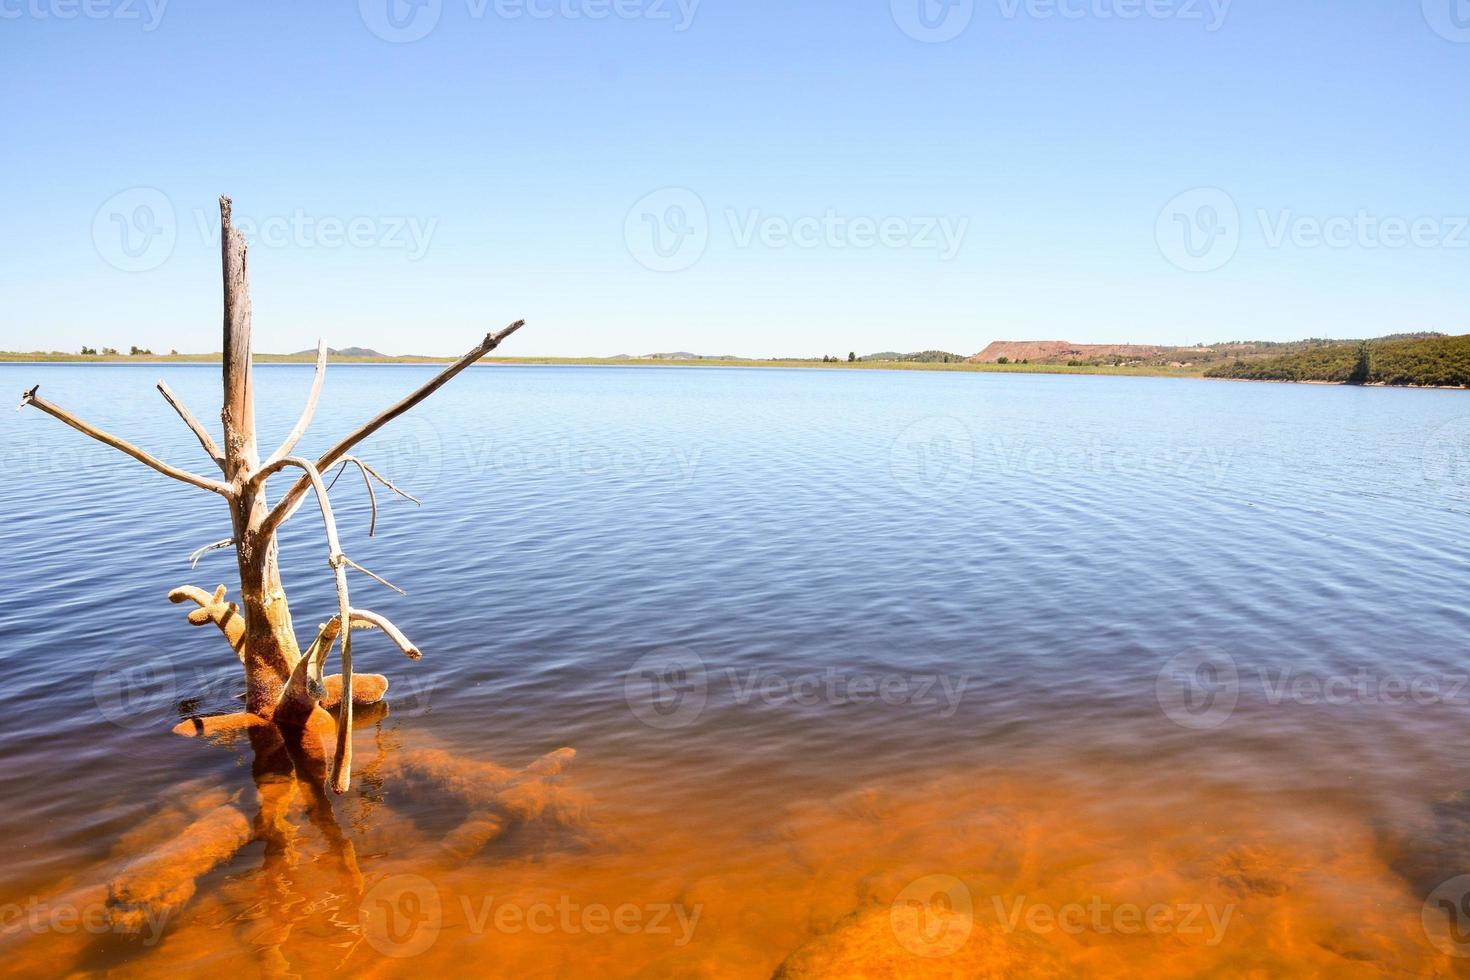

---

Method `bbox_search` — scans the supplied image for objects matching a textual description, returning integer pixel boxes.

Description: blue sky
[3,0,1467,357]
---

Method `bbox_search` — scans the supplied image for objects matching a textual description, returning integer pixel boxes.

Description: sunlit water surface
[2,363,1469,977]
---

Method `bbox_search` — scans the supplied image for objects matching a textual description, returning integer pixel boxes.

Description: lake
[2,363,1468,976]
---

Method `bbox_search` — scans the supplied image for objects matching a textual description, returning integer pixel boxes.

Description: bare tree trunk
[219,197,301,718]
[20,192,524,788]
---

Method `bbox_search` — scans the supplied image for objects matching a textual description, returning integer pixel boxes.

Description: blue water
[2,362,1468,972]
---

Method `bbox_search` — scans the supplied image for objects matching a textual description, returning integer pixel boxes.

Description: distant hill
[290,346,386,358]
[640,352,741,360]
[971,341,1205,366]
[1206,333,1470,387]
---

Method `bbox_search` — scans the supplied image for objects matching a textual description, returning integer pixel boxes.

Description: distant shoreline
[0,352,1205,379]
[6,353,1464,388]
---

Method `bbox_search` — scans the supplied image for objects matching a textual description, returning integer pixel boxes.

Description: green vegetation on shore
[1205,333,1470,388]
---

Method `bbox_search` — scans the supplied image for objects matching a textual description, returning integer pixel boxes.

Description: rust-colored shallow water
[3,364,1469,976]
[1,727,1462,977]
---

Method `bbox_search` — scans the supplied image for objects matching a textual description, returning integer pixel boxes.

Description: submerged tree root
[106,803,254,934]
[381,746,581,861]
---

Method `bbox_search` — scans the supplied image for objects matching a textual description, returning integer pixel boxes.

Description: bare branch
[156,381,225,470]
[308,455,421,537]
[342,608,422,659]
[260,339,327,473]
[279,606,420,723]
[19,388,233,497]
[187,538,233,569]
[304,609,421,674]
[339,558,408,599]
[326,457,378,536]
[260,320,524,537]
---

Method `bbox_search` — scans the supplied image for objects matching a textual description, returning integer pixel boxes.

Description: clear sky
[3,0,1467,357]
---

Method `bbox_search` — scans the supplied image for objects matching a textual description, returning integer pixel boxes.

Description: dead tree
[19,195,523,795]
